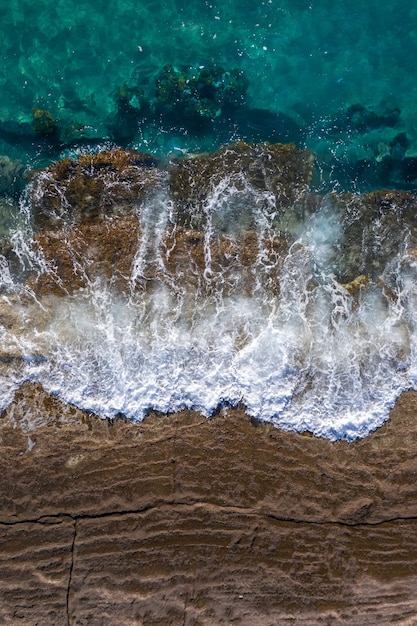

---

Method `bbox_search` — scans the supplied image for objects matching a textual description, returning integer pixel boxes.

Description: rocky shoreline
[1,383,417,624]
[1,142,417,622]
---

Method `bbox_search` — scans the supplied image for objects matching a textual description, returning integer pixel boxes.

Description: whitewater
[0,146,416,441]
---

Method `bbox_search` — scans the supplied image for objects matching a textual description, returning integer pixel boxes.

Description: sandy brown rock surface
[1,383,417,624]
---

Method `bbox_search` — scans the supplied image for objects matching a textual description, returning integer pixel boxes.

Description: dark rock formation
[322,189,417,283]
[153,64,248,124]
[29,149,163,230]
[1,383,417,623]
[31,108,58,137]
[169,141,314,228]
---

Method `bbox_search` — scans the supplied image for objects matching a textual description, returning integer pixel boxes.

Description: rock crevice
[66,518,76,626]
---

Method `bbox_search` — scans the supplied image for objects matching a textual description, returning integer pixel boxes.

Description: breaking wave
[0,145,416,440]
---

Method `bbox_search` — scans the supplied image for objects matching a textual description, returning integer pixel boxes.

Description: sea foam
[0,165,415,440]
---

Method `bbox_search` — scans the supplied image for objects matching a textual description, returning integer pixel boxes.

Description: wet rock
[29,219,289,298]
[169,141,314,229]
[20,142,417,301]
[340,274,369,295]
[321,189,417,283]
[24,142,313,296]
[1,383,417,623]
[161,226,289,297]
[30,216,141,295]
[29,149,164,230]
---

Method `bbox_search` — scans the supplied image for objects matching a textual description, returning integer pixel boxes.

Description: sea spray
[0,145,415,440]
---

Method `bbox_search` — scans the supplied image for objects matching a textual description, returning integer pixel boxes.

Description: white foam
[0,184,416,440]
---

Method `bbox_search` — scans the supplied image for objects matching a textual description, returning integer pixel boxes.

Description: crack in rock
[2,504,417,529]
[66,518,77,626]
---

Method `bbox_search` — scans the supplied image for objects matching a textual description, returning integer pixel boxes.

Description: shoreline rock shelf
[2,142,417,622]
[1,384,417,623]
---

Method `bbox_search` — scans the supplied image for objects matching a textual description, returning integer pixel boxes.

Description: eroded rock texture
[1,383,417,624]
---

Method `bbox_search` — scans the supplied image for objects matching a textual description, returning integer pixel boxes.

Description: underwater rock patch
[154,64,248,122]
[0,155,25,196]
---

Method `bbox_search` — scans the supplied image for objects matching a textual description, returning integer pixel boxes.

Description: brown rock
[1,383,417,623]
[325,189,417,283]
[29,149,164,230]
[30,216,141,295]
[28,219,290,297]
[169,141,314,229]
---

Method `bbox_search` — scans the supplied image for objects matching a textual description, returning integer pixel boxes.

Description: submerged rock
[108,82,151,144]
[31,107,58,137]
[345,103,401,132]
[154,64,248,124]
[0,155,25,196]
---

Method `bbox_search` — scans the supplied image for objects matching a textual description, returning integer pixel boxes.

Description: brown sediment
[1,383,417,623]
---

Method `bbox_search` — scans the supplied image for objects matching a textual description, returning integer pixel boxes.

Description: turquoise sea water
[1,0,417,187]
